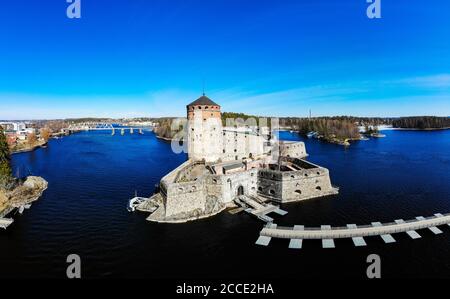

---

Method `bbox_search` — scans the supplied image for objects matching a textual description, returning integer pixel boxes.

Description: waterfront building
[0,122,26,132]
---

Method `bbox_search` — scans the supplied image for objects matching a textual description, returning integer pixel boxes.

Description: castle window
[223,149,226,153]
[235,156,238,160]
[269,189,275,195]
[295,190,302,194]
[205,106,209,109]
[234,149,237,153]
[316,186,322,191]
[317,172,320,175]
[304,173,308,177]
[291,175,295,178]
[258,187,262,192]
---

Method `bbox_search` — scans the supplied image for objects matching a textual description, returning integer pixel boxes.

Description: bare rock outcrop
[0,176,48,214]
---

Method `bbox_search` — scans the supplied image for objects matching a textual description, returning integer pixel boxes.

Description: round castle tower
[187,94,223,163]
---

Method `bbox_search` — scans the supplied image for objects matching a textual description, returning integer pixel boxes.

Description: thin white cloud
[395,74,450,89]
[1,74,449,119]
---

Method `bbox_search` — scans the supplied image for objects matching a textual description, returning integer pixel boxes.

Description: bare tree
[40,128,52,142]
[27,133,37,146]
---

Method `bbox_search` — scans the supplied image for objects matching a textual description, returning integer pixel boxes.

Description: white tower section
[187,95,223,163]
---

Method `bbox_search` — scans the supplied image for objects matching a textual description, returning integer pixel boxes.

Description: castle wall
[279,141,308,159]
[280,168,336,202]
[221,130,265,162]
[256,162,337,203]
[256,169,284,201]
[164,180,206,218]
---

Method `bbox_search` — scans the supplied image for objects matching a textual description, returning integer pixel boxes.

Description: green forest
[0,129,12,186]
[392,117,450,129]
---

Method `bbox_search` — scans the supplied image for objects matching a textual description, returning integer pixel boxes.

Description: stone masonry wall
[279,141,307,159]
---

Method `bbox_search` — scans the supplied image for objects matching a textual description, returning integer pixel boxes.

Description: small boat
[127,191,148,212]
[307,131,317,138]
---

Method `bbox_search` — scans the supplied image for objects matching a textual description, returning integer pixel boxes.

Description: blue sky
[1,0,449,119]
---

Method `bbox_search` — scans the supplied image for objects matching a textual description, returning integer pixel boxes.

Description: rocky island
[0,129,48,225]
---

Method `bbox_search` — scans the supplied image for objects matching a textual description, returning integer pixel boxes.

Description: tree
[40,127,52,142]
[0,129,12,185]
[27,132,37,146]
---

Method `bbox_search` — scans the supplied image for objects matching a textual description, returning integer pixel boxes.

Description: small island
[281,117,365,146]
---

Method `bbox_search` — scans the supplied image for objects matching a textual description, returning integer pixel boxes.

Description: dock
[416,216,442,234]
[236,195,288,223]
[395,219,421,239]
[288,225,304,249]
[255,223,277,246]
[347,224,367,246]
[0,218,14,229]
[257,213,450,249]
[321,225,335,248]
[372,222,396,243]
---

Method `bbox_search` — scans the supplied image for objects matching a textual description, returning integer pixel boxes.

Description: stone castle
[138,95,338,223]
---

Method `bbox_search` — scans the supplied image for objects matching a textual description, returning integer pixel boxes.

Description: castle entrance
[237,185,244,196]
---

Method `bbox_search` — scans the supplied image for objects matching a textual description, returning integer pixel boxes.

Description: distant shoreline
[156,135,173,141]
[389,127,450,131]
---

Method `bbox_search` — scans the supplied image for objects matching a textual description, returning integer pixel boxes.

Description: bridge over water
[67,122,154,134]
[256,213,450,248]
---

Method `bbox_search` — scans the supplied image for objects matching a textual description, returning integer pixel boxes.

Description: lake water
[1,129,449,278]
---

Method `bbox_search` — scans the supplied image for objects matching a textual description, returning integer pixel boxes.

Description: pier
[0,218,14,229]
[235,195,288,223]
[256,213,450,248]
